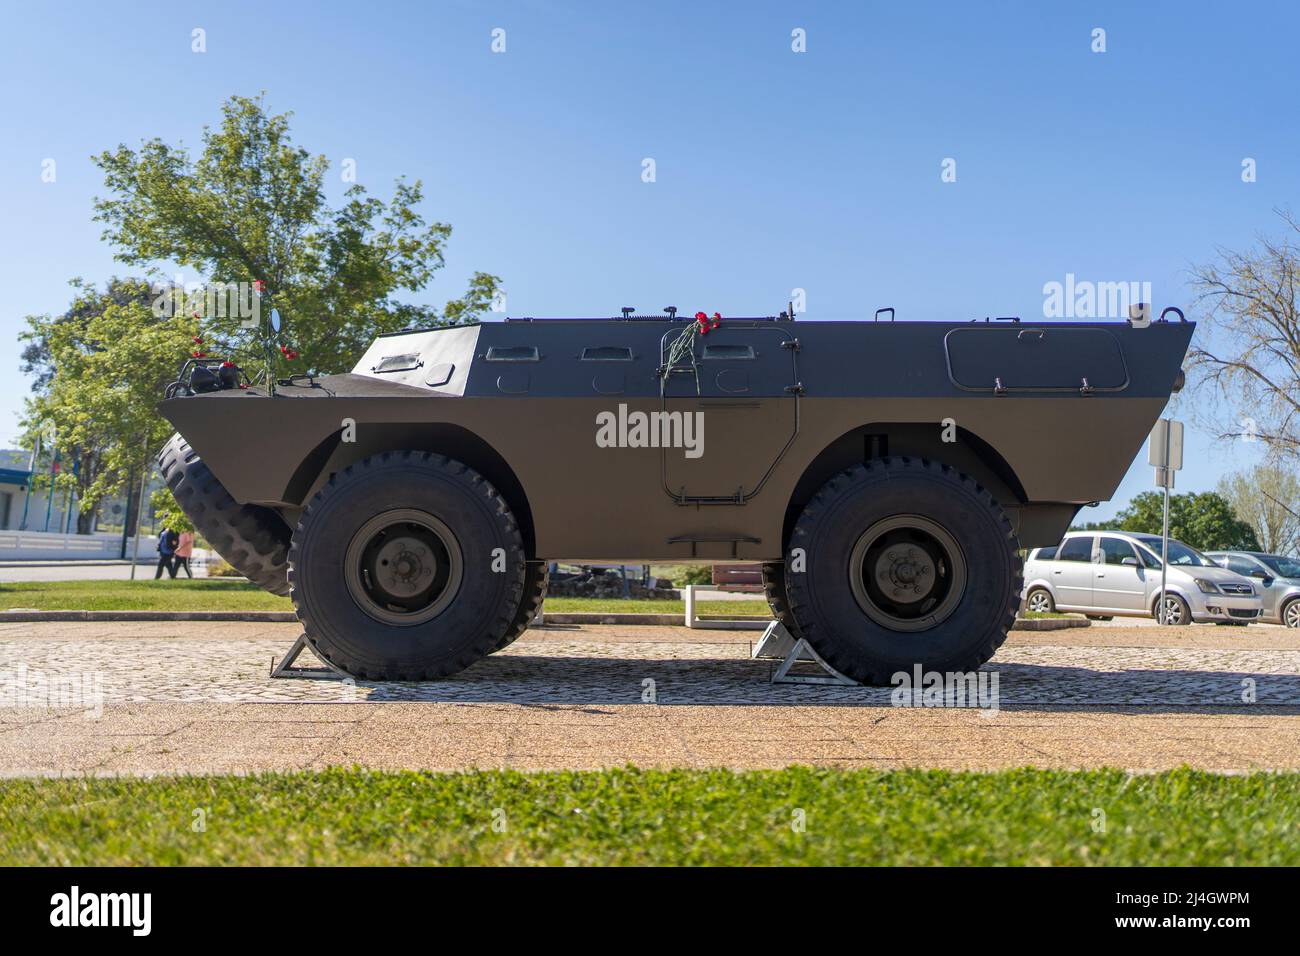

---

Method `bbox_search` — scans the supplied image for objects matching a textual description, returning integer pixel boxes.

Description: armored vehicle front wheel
[289,451,526,679]
[158,433,292,596]
[783,458,1021,685]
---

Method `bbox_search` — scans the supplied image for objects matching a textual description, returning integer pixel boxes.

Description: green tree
[1112,491,1260,551]
[1218,464,1300,555]
[20,279,199,530]
[1188,210,1300,462]
[92,94,499,380]
[149,486,194,535]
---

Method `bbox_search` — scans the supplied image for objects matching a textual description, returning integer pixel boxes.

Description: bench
[683,562,769,629]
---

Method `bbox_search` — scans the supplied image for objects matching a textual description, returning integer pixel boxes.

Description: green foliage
[92,94,500,380]
[679,565,714,585]
[2,767,1297,865]
[19,279,198,522]
[1218,464,1300,555]
[1113,491,1260,551]
[149,486,194,534]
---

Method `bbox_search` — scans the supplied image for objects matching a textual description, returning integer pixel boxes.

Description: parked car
[1203,551,1300,628]
[1022,531,1264,625]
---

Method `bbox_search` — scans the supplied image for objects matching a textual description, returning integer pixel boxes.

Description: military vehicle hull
[160,316,1193,682]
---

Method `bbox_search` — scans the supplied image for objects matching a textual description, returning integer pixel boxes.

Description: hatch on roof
[945,327,1128,392]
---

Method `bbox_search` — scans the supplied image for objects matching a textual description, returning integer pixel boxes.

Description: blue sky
[1,0,1296,519]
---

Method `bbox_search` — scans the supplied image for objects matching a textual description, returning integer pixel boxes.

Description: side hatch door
[659,322,800,504]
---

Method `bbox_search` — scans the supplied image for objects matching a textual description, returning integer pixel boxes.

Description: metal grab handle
[1018,328,1046,340]
[874,307,895,323]
[1159,306,1186,323]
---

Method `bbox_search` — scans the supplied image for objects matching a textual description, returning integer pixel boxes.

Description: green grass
[1,767,1295,865]
[0,579,772,617]
[0,579,292,611]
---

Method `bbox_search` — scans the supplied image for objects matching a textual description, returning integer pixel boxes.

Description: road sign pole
[1159,465,1170,623]
[1148,418,1183,625]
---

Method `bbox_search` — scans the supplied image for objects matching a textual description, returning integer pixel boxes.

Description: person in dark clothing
[155,528,180,579]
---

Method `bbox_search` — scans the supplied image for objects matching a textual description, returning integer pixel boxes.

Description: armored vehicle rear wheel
[761,562,801,636]
[158,433,292,596]
[289,451,526,679]
[784,458,1021,685]
[491,562,549,652]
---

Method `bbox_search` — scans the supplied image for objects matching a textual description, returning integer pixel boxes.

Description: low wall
[0,530,159,562]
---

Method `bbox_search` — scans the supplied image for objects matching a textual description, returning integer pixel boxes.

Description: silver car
[1022,530,1264,625]
[1204,551,1300,628]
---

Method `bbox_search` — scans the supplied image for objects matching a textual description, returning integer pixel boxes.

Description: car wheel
[783,458,1021,685]
[289,451,526,679]
[1025,587,1055,614]
[1283,598,1300,629]
[1155,592,1191,626]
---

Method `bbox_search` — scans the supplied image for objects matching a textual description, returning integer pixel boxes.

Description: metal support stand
[270,633,350,680]
[752,621,857,685]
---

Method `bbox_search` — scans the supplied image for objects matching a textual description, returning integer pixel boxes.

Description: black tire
[1085,614,1113,622]
[761,562,801,635]
[784,458,1021,685]
[491,562,549,652]
[289,451,526,679]
[158,432,292,596]
[1153,592,1191,626]
[1025,587,1055,614]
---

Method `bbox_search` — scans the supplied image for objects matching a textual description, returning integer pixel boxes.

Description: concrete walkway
[1,621,1297,775]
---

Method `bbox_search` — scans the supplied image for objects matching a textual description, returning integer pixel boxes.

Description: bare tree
[1188,210,1300,461]
[1218,464,1300,555]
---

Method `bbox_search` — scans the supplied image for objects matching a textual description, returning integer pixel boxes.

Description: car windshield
[1135,538,1214,567]
[1262,555,1300,578]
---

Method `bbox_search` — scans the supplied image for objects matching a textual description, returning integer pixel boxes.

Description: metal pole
[42,467,55,531]
[18,432,39,531]
[119,463,134,560]
[128,443,150,580]
[42,436,57,532]
[1159,433,1170,623]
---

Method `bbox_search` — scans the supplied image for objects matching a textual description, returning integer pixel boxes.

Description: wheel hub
[374,538,436,597]
[344,509,463,626]
[849,515,967,632]
[874,546,934,603]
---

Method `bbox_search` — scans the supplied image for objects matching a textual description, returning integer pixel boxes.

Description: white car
[1022,530,1264,625]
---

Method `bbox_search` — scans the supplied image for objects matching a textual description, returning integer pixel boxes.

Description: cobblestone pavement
[1,622,1297,774]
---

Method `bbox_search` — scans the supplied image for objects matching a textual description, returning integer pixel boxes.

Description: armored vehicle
[159,310,1194,683]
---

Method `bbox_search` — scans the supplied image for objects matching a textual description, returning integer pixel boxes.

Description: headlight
[1194,578,1221,594]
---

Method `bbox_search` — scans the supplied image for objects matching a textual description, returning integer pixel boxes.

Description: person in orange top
[174,530,195,579]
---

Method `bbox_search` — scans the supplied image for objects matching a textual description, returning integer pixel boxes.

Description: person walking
[155,527,179,579]
[174,530,194,579]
